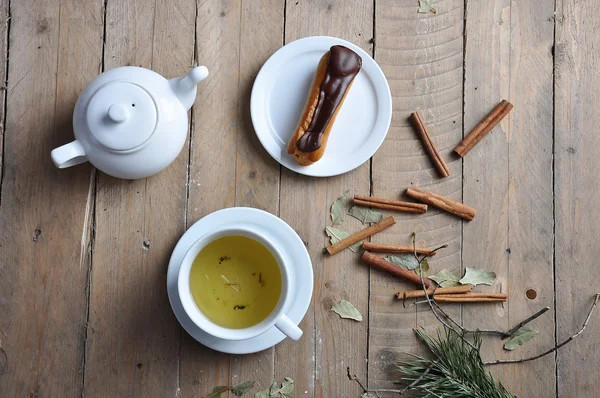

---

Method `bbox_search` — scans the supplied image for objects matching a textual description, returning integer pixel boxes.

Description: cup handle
[275,314,302,341]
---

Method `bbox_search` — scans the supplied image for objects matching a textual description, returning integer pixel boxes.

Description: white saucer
[167,207,313,354]
[250,36,392,177]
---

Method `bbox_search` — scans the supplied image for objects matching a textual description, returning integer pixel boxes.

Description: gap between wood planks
[79,0,106,394]
[551,0,558,395]
[0,0,11,206]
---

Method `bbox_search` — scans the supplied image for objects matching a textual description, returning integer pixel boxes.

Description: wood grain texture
[461,0,513,390]
[369,0,463,392]
[463,1,555,396]
[84,0,195,395]
[0,0,102,395]
[179,1,241,396]
[231,0,284,392]
[555,0,600,396]
[279,1,373,397]
[463,1,556,396]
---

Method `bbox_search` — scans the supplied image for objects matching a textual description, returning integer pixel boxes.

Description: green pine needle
[395,328,516,398]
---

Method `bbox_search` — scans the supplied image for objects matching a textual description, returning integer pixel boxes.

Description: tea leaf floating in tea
[331,299,363,322]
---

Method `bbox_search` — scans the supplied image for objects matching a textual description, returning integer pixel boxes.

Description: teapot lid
[86,82,157,151]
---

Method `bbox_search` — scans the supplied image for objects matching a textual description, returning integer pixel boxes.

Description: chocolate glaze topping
[296,45,362,152]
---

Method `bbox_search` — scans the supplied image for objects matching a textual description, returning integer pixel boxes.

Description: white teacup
[177,227,302,341]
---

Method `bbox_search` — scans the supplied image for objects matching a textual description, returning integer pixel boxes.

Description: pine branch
[485,293,600,365]
[395,328,517,397]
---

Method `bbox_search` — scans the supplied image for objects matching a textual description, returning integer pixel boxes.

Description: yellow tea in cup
[189,235,282,329]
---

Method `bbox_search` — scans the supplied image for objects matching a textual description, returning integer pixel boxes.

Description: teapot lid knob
[86,82,157,151]
[108,104,130,123]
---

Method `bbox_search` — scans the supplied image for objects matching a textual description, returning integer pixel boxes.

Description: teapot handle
[51,140,88,169]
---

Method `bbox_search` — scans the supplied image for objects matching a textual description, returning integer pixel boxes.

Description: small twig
[419,244,448,263]
[502,306,551,339]
[346,366,367,393]
[347,367,406,396]
[484,293,600,365]
[408,298,550,338]
[411,233,478,350]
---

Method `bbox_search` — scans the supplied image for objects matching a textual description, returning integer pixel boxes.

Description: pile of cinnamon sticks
[321,100,515,305]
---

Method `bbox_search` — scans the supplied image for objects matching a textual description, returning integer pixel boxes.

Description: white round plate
[167,207,313,354]
[251,36,392,177]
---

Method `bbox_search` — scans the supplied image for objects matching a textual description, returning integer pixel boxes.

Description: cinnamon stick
[436,293,508,300]
[396,285,470,300]
[325,216,395,255]
[433,296,506,303]
[361,251,432,288]
[363,242,436,256]
[455,100,514,157]
[409,111,451,178]
[405,188,476,221]
[353,195,427,214]
[353,199,426,214]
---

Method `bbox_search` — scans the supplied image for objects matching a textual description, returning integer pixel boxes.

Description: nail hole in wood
[526,289,537,300]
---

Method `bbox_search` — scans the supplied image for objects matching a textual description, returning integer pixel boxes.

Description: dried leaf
[232,380,255,396]
[348,205,383,224]
[254,388,270,398]
[413,258,430,278]
[325,227,362,252]
[268,381,279,396]
[418,0,436,14]
[203,386,229,398]
[429,269,461,287]
[278,378,294,397]
[330,196,350,226]
[504,328,539,351]
[459,267,496,287]
[386,254,419,270]
[265,378,295,398]
[331,299,363,322]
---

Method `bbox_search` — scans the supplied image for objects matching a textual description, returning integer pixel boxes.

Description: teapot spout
[171,66,209,110]
[51,140,88,169]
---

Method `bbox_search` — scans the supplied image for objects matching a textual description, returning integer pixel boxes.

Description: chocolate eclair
[287,45,362,166]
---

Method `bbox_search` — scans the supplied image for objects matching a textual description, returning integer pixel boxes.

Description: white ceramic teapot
[51,65,209,179]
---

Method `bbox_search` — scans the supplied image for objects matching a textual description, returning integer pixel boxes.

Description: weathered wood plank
[230,0,284,391]
[180,0,242,396]
[369,0,463,392]
[278,2,373,397]
[461,1,511,387]
[84,0,195,395]
[463,1,556,396]
[555,0,600,396]
[0,0,102,395]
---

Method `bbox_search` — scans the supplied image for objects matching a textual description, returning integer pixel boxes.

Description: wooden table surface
[1,0,598,397]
